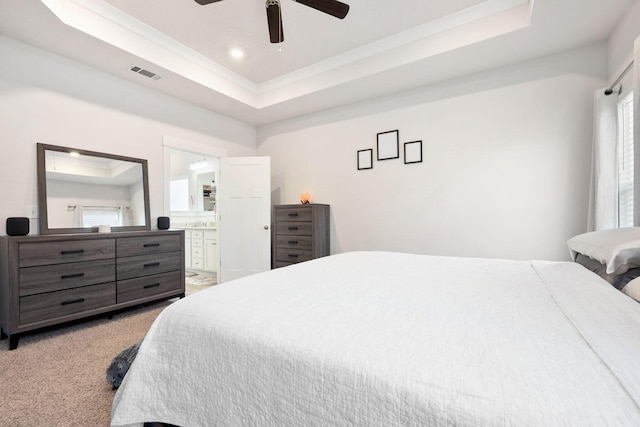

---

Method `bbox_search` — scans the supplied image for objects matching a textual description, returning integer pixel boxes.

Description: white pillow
[567,227,640,275]
[622,277,640,302]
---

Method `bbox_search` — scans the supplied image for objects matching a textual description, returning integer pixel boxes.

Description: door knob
[264,225,269,230]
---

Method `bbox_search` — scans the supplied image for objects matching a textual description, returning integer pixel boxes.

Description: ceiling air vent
[129,66,162,80]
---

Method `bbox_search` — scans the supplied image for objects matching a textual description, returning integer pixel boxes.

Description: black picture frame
[404,140,423,164]
[357,149,373,170]
[377,130,399,160]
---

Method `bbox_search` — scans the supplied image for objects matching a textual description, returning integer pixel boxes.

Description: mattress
[111,251,640,426]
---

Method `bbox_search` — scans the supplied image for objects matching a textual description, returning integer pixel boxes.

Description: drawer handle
[288,213,299,217]
[144,283,161,289]
[288,240,299,244]
[61,249,85,255]
[288,254,299,258]
[61,298,85,306]
[288,227,299,231]
[61,273,85,280]
[144,243,160,247]
[144,262,160,268]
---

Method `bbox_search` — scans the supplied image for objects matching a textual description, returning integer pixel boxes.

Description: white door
[218,157,271,283]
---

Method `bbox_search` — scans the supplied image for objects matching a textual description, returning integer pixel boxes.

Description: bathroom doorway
[166,146,220,284]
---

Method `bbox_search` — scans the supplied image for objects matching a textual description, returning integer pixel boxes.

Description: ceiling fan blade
[266,1,284,43]
[294,0,349,19]
[194,0,223,5]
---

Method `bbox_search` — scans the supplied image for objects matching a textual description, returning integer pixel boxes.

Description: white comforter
[111,252,640,426]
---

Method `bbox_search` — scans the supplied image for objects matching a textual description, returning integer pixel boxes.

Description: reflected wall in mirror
[37,143,151,234]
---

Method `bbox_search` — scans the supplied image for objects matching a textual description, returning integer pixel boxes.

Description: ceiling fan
[194,0,350,43]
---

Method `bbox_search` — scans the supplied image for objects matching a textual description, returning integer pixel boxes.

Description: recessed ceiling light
[230,48,244,59]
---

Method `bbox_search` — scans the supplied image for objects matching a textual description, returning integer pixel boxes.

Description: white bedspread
[111,252,640,426]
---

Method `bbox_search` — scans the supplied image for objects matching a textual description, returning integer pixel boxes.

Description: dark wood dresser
[272,204,330,268]
[0,230,185,349]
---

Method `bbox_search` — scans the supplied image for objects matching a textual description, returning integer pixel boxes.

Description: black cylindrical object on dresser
[157,216,170,230]
[6,217,29,236]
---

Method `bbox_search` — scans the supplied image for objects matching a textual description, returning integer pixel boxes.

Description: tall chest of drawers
[272,204,330,268]
[0,230,184,350]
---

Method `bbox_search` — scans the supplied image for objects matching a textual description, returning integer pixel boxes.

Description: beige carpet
[0,275,215,426]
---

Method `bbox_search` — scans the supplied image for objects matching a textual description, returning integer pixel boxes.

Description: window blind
[617,91,634,228]
[82,208,120,227]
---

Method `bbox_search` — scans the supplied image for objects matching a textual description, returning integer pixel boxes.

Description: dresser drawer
[117,234,182,257]
[276,222,313,236]
[117,271,182,303]
[274,261,295,268]
[19,259,115,297]
[275,235,312,248]
[117,252,182,280]
[275,207,313,222]
[19,282,116,325]
[275,248,313,264]
[18,239,115,267]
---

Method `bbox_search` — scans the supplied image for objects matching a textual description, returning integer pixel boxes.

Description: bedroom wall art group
[357,129,423,170]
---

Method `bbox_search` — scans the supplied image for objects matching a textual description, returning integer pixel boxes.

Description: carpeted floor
[0,274,215,426]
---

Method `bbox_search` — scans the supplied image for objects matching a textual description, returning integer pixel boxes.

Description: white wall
[608,0,640,80]
[257,44,608,261]
[0,36,257,235]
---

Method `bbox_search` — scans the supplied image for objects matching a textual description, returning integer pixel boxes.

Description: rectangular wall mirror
[37,143,151,234]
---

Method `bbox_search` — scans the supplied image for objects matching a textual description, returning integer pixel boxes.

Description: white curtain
[587,89,619,231]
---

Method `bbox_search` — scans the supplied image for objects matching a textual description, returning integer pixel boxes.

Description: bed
[111,250,640,426]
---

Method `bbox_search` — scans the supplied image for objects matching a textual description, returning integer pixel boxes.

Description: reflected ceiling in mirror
[37,143,150,234]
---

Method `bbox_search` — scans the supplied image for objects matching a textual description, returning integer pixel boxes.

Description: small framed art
[357,149,373,170]
[404,140,422,164]
[377,130,399,160]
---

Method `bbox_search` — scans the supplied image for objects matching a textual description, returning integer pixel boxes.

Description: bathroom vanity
[183,226,218,273]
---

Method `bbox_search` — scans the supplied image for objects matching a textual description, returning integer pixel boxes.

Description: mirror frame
[37,143,151,235]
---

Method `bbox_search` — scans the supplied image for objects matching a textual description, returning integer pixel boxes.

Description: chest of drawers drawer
[275,208,313,222]
[19,259,116,296]
[117,252,182,280]
[275,235,313,248]
[20,282,116,325]
[117,234,181,257]
[276,222,313,236]
[275,248,313,264]
[117,271,182,304]
[18,239,115,267]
